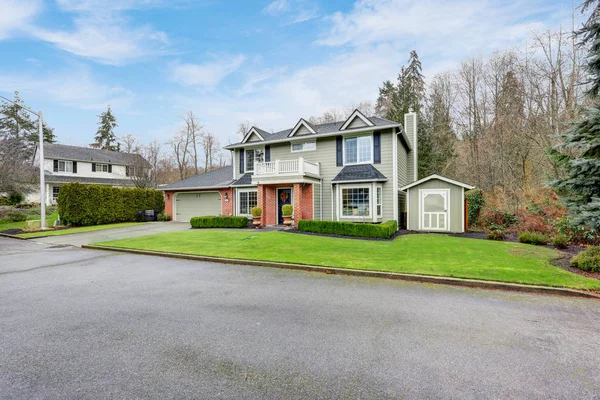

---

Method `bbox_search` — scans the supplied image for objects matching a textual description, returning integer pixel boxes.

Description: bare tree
[202,132,220,172]
[237,120,251,140]
[120,134,140,153]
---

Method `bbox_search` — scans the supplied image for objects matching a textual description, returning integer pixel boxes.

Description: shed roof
[399,174,474,191]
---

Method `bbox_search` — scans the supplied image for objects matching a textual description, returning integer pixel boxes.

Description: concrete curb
[0,233,27,240]
[81,245,600,300]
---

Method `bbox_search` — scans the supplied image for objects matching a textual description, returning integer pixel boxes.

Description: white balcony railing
[255,158,320,177]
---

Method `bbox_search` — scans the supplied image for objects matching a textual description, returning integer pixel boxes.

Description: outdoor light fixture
[224,192,229,202]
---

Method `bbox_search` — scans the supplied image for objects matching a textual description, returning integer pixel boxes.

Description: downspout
[320,178,323,221]
[331,183,335,221]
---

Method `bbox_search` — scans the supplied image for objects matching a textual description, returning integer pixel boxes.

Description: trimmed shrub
[9,192,24,205]
[282,204,293,216]
[57,183,164,226]
[570,246,600,272]
[297,220,398,239]
[8,212,27,222]
[251,206,262,217]
[518,231,548,245]
[552,233,568,249]
[190,216,248,229]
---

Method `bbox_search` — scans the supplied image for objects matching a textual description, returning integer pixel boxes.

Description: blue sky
[0,0,578,149]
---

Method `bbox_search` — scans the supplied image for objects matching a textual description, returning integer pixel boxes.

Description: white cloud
[170,55,246,87]
[0,0,42,40]
[262,0,319,25]
[0,66,134,111]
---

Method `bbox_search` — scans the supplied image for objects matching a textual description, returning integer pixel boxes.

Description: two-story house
[29,144,149,205]
[161,110,472,232]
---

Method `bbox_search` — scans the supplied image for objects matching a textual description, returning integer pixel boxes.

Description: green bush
[552,233,569,249]
[570,246,600,272]
[251,206,262,217]
[485,229,505,241]
[57,183,164,226]
[8,212,27,222]
[282,204,293,216]
[157,212,171,221]
[297,220,398,239]
[190,216,248,229]
[518,231,548,245]
[9,192,24,205]
[465,188,484,227]
[0,197,10,205]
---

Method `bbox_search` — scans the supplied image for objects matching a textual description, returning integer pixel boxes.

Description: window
[52,186,60,201]
[96,164,109,173]
[238,190,258,216]
[58,160,73,172]
[376,187,382,217]
[291,141,316,152]
[344,136,372,164]
[245,149,264,172]
[342,187,370,217]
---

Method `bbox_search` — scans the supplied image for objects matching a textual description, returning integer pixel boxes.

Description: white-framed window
[52,186,60,201]
[344,136,372,165]
[96,164,109,173]
[341,187,370,217]
[245,148,264,173]
[238,189,258,216]
[376,187,382,217]
[291,141,316,152]
[58,160,73,172]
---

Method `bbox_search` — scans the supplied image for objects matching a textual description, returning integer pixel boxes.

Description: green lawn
[18,222,147,238]
[96,230,600,290]
[0,211,59,231]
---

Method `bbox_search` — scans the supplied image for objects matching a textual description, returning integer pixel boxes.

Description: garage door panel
[175,192,221,222]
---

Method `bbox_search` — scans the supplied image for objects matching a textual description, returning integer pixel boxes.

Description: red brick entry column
[257,185,266,227]
[292,183,313,228]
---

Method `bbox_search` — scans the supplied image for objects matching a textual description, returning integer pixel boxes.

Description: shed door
[175,192,221,222]
[420,190,448,231]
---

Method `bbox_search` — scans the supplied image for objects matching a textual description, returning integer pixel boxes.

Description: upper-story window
[58,160,73,172]
[291,141,316,152]
[245,148,264,172]
[96,164,110,173]
[344,136,372,164]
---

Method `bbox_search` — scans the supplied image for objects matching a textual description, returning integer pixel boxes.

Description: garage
[174,192,222,222]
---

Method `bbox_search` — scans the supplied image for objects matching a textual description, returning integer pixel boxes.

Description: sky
[0,0,580,149]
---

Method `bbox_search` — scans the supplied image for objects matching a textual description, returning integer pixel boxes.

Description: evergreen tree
[92,105,120,151]
[0,91,55,144]
[551,1,600,230]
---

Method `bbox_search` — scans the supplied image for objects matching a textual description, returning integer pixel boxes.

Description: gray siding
[346,117,368,129]
[294,125,313,135]
[246,132,262,142]
[313,182,321,220]
[407,179,464,233]
[405,113,417,182]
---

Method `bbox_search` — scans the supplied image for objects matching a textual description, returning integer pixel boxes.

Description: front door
[277,188,292,224]
[421,190,449,231]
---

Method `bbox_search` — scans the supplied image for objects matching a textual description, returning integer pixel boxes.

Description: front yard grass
[18,222,147,238]
[0,211,59,231]
[95,230,600,290]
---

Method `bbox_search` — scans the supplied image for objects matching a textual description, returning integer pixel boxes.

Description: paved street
[1,237,599,399]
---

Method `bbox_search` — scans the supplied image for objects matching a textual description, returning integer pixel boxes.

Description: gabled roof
[159,165,233,190]
[288,118,316,137]
[43,143,148,166]
[339,109,374,130]
[241,127,269,143]
[332,165,388,183]
[225,116,401,149]
[399,174,474,191]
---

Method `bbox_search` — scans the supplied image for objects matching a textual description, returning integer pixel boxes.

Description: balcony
[254,158,320,181]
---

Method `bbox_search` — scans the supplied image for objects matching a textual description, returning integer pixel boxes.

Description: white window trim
[290,141,316,153]
[236,188,258,217]
[338,184,375,220]
[96,163,110,173]
[244,147,265,173]
[58,160,73,172]
[343,135,373,166]
[376,186,383,218]
[418,188,450,231]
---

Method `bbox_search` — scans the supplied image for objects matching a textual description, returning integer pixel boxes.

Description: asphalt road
[1,238,599,399]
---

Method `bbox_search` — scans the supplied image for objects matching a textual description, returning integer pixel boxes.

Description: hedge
[297,220,398,239]
[190,216,249,229]
[57,183,164,226]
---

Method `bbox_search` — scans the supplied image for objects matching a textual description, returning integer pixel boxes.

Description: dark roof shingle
[159,166,233,190]
[43,143,147,166]
[44,174,136,186]
[231,173,253,186]
[332,165,388,182]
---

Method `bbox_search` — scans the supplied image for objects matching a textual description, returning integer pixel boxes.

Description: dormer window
[344,136,372,164]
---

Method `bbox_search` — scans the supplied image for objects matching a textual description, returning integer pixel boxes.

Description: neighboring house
[28,143,149,205]
[161,110,472,232]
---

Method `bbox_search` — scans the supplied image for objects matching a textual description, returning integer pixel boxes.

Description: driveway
[1,238,599,399]
[29,221,190,246]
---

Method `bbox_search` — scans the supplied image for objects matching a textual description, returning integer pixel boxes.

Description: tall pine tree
[551,1,600,230]
[0,91,55,144]
[91,105,120,151]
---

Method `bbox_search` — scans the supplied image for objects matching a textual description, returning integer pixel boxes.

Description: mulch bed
[0,226,72,236]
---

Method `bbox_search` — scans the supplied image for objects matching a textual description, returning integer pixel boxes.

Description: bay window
[238,190,258,216]
[377,187,382,217]
[344,136,372,164]
[342,187,370,217]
